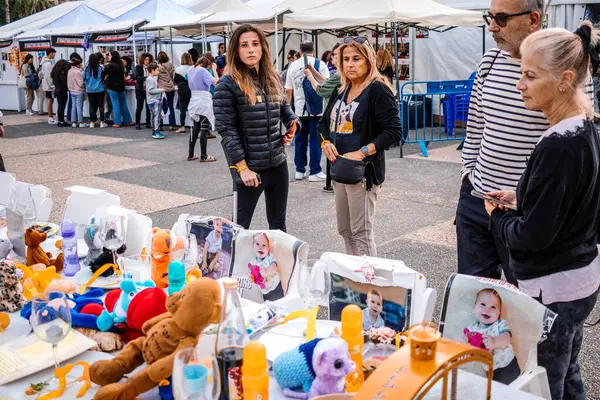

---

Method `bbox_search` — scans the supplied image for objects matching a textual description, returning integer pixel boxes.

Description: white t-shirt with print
[249,253,280,295]
[467,318,515,370]
[284,56,330,117]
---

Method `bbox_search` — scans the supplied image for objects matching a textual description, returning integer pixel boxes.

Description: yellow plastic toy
[355,322,493,400]
[37,362,92,400]
[0,312,10,332]
[77,263,122,294]
[278,306,320,341]
[16,264,61,301]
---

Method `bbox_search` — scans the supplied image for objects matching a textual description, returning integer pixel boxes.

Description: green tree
[0,0,53,25]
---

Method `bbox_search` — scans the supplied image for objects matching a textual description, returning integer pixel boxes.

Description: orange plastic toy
[0,312,10,332]
[151,228,185,288]
[38,361,92,400]
[354,322,493,400]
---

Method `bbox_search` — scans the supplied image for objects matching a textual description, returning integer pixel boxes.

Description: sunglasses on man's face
[343,36,369,45]
[483,11,531,27]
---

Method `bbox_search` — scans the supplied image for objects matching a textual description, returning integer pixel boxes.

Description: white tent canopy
[283,0,484,28]
[14,19,147,40]
[139,13,213,30]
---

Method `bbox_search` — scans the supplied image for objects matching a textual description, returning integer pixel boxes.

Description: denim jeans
[538,289,599,400]
[162,90,176,127]
[107,89,132,126]
[294,116,322,175]
[70,93,84,123]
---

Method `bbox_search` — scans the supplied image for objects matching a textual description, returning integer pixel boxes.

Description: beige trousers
[333,181,380,257]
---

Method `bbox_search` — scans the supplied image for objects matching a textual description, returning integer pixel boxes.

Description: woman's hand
[487,190,516,204]
[323,142,339,162]
[343,150,365,161]
[484,199,498,216]
[240,168,260,187]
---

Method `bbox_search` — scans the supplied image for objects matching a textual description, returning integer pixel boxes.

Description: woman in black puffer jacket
[214,24,298,231]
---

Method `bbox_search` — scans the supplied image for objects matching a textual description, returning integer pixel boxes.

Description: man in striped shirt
[456,0,544,285]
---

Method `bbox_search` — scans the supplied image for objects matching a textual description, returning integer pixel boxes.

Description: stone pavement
[2,112,600,398]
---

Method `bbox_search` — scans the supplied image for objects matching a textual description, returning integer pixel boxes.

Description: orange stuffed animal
[25,228,63,272]
[150,228,185,289]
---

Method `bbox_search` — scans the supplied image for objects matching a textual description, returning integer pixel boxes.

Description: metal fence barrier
[399,77,475,157]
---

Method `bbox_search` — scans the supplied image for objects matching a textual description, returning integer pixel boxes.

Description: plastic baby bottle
[341,304,365,392]
[242,341,269,400]
[61,219,80,277]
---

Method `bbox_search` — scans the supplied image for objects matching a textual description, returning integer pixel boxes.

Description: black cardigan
[491,118,600,280]
[102,62,125,92]
[134,65,146,92]
[318,80,402,188]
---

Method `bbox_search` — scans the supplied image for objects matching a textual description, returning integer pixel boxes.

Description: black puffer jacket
[213,73,298,172]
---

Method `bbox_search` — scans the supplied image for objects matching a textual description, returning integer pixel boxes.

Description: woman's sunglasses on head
[483,11,531,27]
[343,36,369,44]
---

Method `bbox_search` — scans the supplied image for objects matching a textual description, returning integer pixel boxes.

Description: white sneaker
[72,123,77,128]
[295,172,305,180]
[89,122,95,128]
[25,110,34,116]
[48,118,57,125]
[309,172,327,182]
[100,122,108,128]
[79,123,87,128]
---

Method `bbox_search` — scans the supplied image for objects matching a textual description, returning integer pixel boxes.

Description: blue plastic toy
[97,279,155,331]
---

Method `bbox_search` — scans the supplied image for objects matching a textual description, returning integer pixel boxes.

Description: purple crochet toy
[274,337,356,399]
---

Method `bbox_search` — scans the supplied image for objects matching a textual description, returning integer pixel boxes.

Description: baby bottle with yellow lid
[242,341,269,400]
[341,304,365,392]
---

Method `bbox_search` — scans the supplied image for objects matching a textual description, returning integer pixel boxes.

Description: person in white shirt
[285,41,330,182]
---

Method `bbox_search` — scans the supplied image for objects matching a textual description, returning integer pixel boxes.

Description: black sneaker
[323,186,334,193]
[135,124,142,130]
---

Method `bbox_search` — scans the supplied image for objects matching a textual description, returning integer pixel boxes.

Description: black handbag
[329,89,365,185]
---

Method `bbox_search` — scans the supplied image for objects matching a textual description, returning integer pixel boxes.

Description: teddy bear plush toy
[25,228,63,272]
[90,277,222,400]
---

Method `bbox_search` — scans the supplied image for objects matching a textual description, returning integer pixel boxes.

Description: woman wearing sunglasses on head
[214,24,299,231]
[485,22,600,400]
[320,36,402,257]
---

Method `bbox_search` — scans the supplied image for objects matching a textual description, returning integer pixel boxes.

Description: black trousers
[189,116,210,159]
[88,92,105,123]
[56,92,68,123]
[237,161,289,232]
[179,91,191,127]
[455,177,516,285]
[0,153,5,172]
[538,289,599,400]
[135,90,150,126]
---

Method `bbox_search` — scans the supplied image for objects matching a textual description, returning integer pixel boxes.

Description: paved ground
[2,112,600,398]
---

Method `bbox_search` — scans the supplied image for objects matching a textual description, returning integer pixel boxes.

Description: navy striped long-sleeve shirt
[461,48,593,192]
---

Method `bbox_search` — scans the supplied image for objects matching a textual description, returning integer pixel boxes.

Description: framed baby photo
[439,274,557,385]
[187,216,240,280]
[230,230,307,303]
[321,252,429,332]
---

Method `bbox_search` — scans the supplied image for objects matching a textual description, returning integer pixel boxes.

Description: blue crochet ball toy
[273,338,322,393]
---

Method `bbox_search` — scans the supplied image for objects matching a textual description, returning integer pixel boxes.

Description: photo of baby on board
[230,230,305,303]
[440,274,557,386]
[329,273,410,333]
[188,216,238,280]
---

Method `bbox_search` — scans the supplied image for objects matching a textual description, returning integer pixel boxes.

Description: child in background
[146,63,165,140]
[202,218,224,277]
[464,288,520,384]
[248,232,283,301]
[67,57,85,128]
[362,289,385,330]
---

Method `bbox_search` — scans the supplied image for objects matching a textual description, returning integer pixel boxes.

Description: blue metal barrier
[400,77,475,157]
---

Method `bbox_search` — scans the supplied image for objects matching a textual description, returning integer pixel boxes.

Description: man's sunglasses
[483,11,531,27]
[343,36,369,45]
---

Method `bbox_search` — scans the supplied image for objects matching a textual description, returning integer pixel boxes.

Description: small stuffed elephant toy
[273,337,356,399]
[0,238,12,260]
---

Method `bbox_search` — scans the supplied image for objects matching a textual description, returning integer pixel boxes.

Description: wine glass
[103,216,126,274]
[297,259,331,310]
[30,292,72,394]
[11,185,36,228]
[173,344,220,400]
